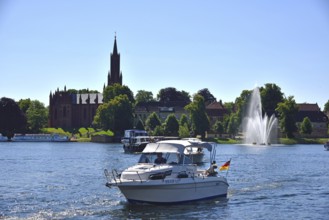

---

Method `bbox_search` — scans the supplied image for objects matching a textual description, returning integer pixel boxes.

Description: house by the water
[295,103,328,137]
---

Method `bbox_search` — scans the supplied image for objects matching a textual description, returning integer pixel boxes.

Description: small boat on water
[12,134,70,142]
[121,129,150,153]
[124,135,151,153]
[104,139,229,204]
[324,142,329,151]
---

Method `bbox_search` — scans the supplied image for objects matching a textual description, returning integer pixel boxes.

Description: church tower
[107,35,123,86]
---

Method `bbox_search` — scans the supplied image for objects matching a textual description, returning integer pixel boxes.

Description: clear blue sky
[1,0,329,109]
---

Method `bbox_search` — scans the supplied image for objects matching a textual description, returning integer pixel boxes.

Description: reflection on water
[0,142,328,219]
[116,197,229,219]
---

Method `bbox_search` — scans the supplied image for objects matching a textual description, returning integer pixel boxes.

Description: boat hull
[123,142,148,153]
[116,177,228,204]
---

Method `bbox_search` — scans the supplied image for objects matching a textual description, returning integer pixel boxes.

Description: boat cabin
[137,140,212,165]
[123,129,148,138]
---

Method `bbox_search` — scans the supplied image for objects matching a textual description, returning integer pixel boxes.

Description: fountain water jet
[242,87,278,145]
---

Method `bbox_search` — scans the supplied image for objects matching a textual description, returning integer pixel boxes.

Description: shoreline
[206,137,328,145]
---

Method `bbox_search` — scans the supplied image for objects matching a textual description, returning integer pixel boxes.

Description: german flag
[219,160,231,171]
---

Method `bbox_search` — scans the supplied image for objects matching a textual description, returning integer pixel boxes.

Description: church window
[63,106,67,117]
[84,108,87,119]
[54,109,57,120]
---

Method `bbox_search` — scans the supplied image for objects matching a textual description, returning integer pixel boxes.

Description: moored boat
[123,136,151,153]
[104,140,230,204]
[12,134,70,142]
[121,129,150,153]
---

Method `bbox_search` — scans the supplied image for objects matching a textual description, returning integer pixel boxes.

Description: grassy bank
[206,137,327,145]
[206,137,242,144]
[279,138,327,145]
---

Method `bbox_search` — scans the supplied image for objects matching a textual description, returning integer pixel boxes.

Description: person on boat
[206,161,218,176]
[154,153,167,164]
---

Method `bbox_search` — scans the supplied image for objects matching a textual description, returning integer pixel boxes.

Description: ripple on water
[1,143,329,219]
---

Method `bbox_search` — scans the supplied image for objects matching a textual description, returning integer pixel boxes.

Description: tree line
[92,83,329,139]
[1,83,329,140]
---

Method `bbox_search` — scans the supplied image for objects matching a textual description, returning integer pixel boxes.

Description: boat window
[178,155,192,164]
[138,153,178,164]
[166,153,179,164]
[138,153,161,163]
[138,154,151,163]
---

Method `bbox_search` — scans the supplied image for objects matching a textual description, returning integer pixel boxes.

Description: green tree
[300,117,313,135]
[18,98,31,114]
[234,89,252,126]
[0,97,27,139]
[324,100,329,112]
[109,94,134,135]
[164,114,179,136]
[222,114,231,134]
[197,88,216,104]
[276,96,298,138]
[178,114,190,137]
[157,87,190,104]
[145,112,162,132]
[26,100,48,133]
[223,102,234,115]
[178,124,190,138]
[103,83,135,103]
[153,125,164,136]
[185,94,210,139]
[260,83,284,113]
[179,114,189,127]
[213,120,224,135]
[135,90,155,104]
[93,94,134,135]
[93,102,112,130]
[227,114,239,138]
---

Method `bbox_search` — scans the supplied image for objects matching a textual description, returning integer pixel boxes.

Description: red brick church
[48,36,122,129]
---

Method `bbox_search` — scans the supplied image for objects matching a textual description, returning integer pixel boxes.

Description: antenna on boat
[210,142,217,165]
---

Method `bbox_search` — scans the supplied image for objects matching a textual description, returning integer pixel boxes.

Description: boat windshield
[138,153,192,165]
[184,146,203,154]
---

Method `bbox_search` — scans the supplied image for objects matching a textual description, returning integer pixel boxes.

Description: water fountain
[242,87,278,145]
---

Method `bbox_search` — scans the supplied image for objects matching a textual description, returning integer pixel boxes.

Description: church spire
[113,33,118,55]
[108,34,122,86]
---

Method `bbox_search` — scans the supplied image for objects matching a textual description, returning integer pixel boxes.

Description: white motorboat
[104,140,229,204]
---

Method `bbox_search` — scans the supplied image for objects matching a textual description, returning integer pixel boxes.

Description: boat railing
[136,171,143,183]
[104,169,122,185]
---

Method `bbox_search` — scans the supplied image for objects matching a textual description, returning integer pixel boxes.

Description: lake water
[0,142,328,219]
